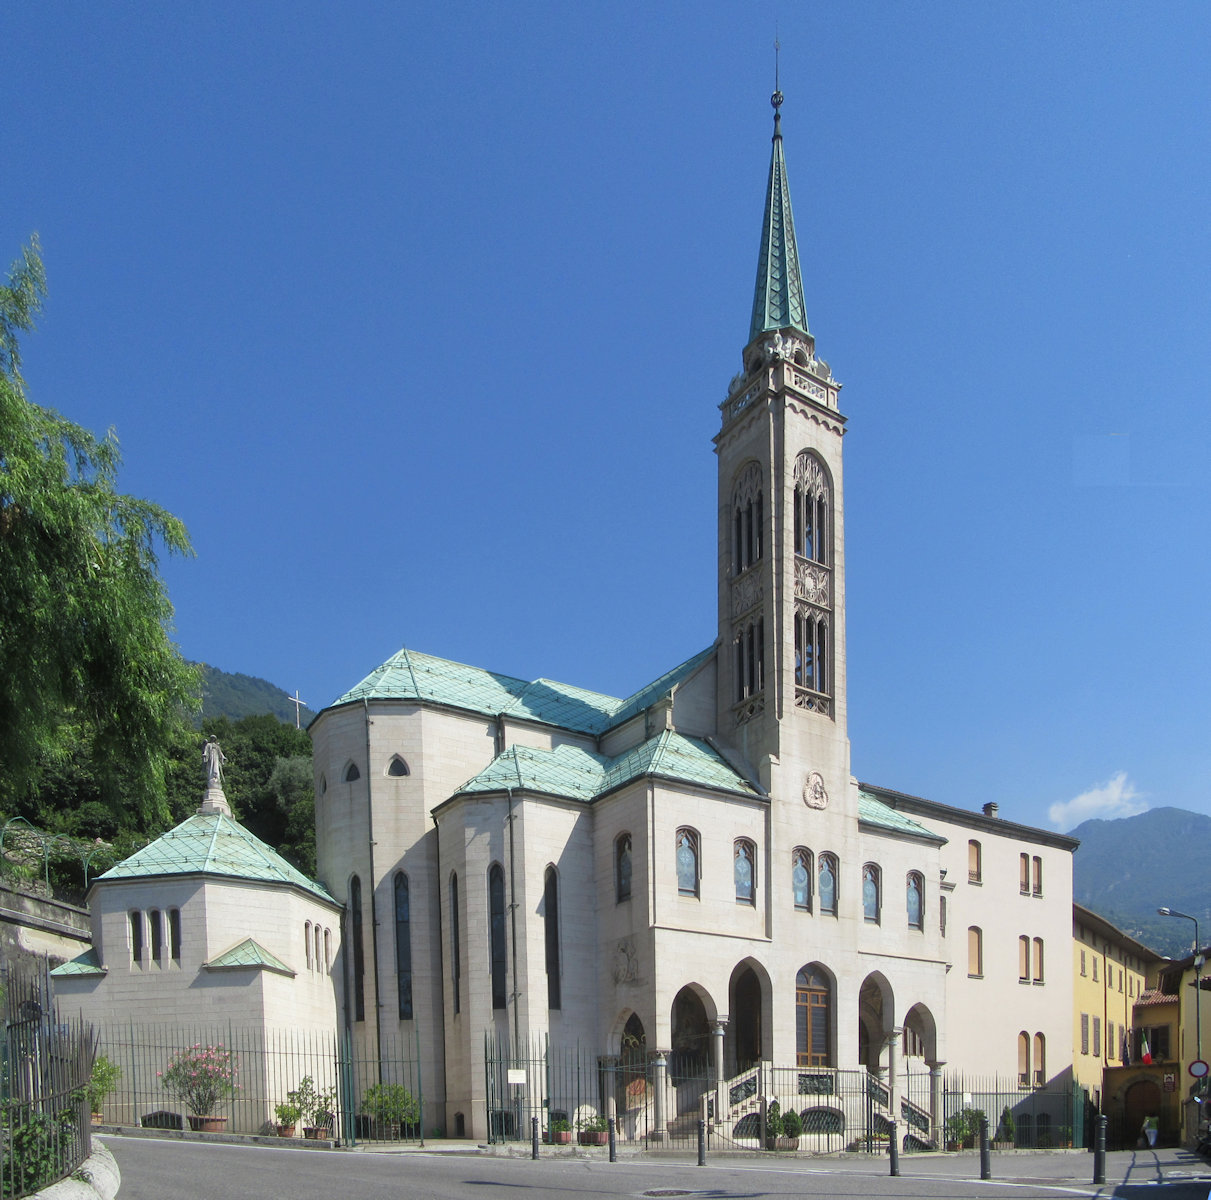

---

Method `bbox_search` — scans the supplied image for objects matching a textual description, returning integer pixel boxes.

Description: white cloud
[1049,771,1148,831]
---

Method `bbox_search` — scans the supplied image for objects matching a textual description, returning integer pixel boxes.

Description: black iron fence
[1,963,95,1199]
[91,1023,423,1144]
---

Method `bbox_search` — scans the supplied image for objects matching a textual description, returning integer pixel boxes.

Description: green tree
[0,237,199,824]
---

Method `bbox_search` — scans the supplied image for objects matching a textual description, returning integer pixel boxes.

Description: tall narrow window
[1080,1013,1089,1055]
[818,853,838,916]
[734,840,756,905]
[544,867,561,1010]
[862,864,880,923]
[305,921,313,970]
[795,965,832,1067]
[395,872,413,1019]
[314,924,321,973]
[792,451,833,716]
[676,829,699,897]
[129,911,143,965]
[323,928,331,972]
[149,910,163,962]
[734,618,765,702]
[968,926,983,978]
[350,875,365,1022]
[939,894,947,936]
[616,833,632,902]
[732,463,764,573]
[792,848,813,912]
[906,872,923,930]
[1019,935,1030,981]
[1019,853,1030,894]
[1033,1033,1046,1084]
[968,840,982,883]
[1018,1032,1030,1086]
[168,909,181,961]
[450,873,461,1015]
[489,864,507,1010]
[1032,856,1043,896]
[793,451,830,564]
[1033,937,1044,983]
[1092,1016,1101,1058]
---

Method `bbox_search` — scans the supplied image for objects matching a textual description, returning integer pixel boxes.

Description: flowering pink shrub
[158,1044,240,1116]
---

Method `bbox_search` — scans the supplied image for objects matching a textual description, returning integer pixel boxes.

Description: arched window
[1032,856,1043,896]
[1033,1033,1046,1085]
[314,924,321,972]
[862,864,880,923]
[796,965,832,1066]
[793,451,830,564]
[387,756,409,777]
[323,927,331,972]
[734,840,756,905]
[968,926,983,978]
[906,872,923,930]
[1033,937,1044,983]
[129,911,143,965]
[1018,1031,1030,1086]
[968,840,982,883]
[305,920,313,970]
[794,606,829,699]
[616,833,632,902]
[344,762,360,783]
[1018,935,1030,981]
[818,853,838,916]
[449,873,461,1015]
[544,867,561,1010]
[350,875,365,1022]
[792,848,813,912]
[149,910,163,962]
[395,872,413,1019]
[732,463,764,573]
[489,864,507,1010]
[1019,853,1030,894]
[734,617,765,702]
[168,909,181,961]
[676,829,699,897]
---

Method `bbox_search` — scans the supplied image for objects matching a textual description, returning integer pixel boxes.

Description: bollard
[697,1118,706,1166]
[608,1116,617,1163]
[1093,1114,1106,1185]
[531,1115,539,1160]
[979,1114,991,1181]
[888,1119,900,1177]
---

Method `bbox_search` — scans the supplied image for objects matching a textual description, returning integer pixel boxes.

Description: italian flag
[1141,1032,1152,1065]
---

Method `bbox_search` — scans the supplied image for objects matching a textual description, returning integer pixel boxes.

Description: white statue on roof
[203,735,227,785]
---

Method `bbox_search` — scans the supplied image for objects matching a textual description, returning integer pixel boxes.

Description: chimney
[982,802,999,818]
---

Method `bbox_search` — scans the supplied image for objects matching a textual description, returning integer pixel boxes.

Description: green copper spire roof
[749,89,809,342]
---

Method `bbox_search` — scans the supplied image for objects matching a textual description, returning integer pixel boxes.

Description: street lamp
[1158,907,1203,1066]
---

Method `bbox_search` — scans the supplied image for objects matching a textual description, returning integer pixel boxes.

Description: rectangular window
[1080,1013,1089,1055]
[1092,959,1098,982]
[968,927,983,978]
[168,909,181,961]
[939,895,947,937]
[1093,1017,1101,1058]
[1080,949,1086,976]
[149,910,163,962]
[1118,968,1123,992]
[129,911,143,965]
[1108,1022,1116,1058]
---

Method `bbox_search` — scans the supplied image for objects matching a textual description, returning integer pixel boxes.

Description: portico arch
[727,958,772,1075]
[858,971,894,1071]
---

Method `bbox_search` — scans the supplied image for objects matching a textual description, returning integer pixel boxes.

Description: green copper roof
[452,729,757,804]
[50,948,106,978]
[329,646,714,738]
[749,101,809,342]
[204,937,294,976]
[858,791,945,843]
[95,811,336,905]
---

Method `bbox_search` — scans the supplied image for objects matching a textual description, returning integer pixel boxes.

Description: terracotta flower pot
[188,1115,228,1133]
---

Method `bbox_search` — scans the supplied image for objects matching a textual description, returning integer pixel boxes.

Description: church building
[311,91,1077,1143]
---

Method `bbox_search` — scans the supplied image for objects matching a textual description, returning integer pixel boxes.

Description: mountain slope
[193,663,316,726]
[1071,806,1211,958]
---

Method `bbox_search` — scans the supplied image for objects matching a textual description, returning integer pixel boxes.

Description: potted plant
[273,1097,303,1137]
[548,1117,573,1144]
[577,1112,609,1145]
[159,1044,238,1132]
[290,1076,338,1139]
[779,1107,802,1150]
[359,1082,419,1140]
[88,1055,122,1125]
[994,1106,1016,1150]
[764,1099,785,1150]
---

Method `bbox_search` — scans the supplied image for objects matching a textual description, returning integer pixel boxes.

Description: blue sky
[6,3,1210,833]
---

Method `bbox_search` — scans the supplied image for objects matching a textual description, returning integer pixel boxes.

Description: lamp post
[1159,907,1202,1065]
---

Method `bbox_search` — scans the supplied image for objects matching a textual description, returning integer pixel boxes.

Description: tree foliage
[0,237,200,824]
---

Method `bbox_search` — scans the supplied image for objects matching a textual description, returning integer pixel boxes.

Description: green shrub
[359,1083,419,1127]
[781,1108,803,1138]
[87,1055,122,1115]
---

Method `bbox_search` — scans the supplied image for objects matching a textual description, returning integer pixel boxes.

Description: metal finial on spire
[771,35,783,135]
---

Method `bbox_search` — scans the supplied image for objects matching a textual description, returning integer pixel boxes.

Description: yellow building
[1072,903,1162,1106]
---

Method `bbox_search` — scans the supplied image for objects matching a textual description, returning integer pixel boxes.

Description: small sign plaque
[507,1068,526,1086]
[1163,1073,1177,1093]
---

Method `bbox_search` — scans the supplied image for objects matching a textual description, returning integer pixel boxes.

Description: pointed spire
[749,87,809,343]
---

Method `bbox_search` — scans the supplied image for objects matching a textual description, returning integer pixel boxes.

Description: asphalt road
[101,1136,1211,1200]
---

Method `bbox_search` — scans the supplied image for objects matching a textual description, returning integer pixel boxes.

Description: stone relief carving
[803,771,829,810]
[613,938,639,984]
[731,573,763,617]
[794,560,830,607]
[734,694,765,726]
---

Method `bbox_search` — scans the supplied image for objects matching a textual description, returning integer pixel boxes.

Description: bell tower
[714,89,852,806]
